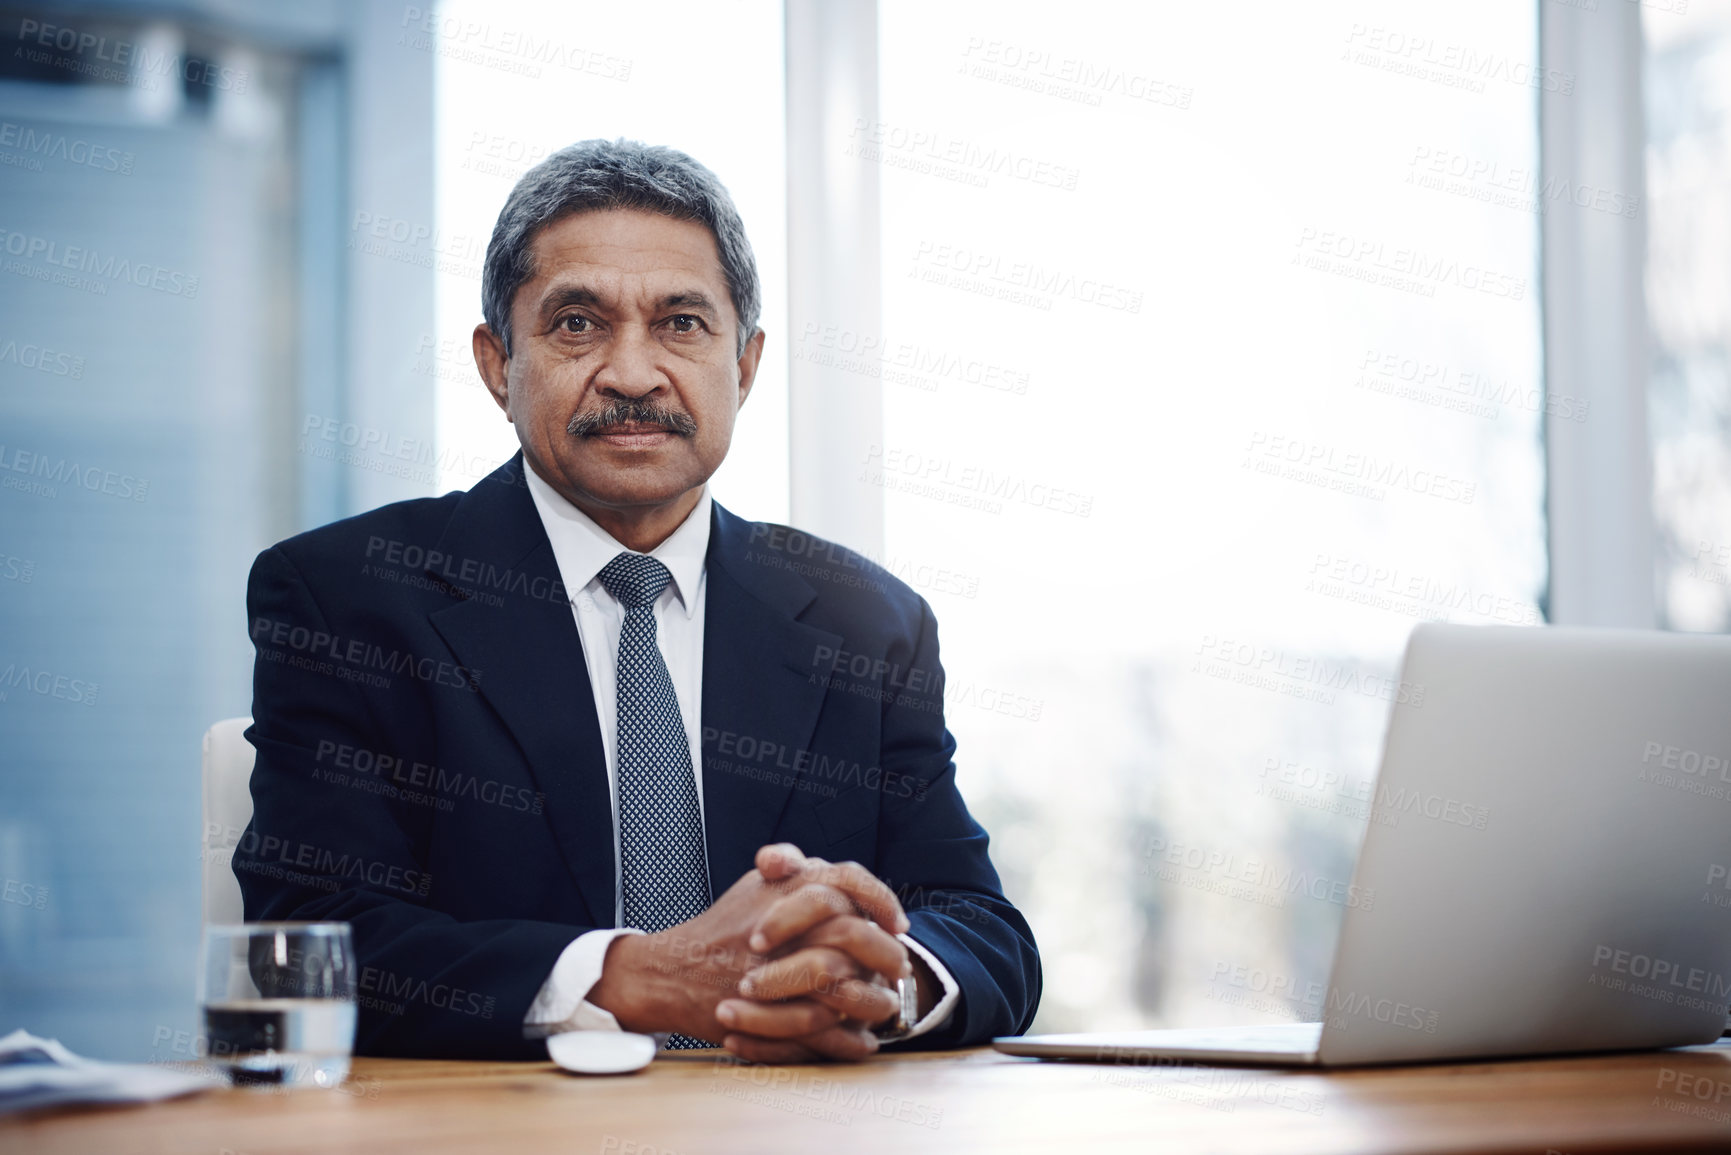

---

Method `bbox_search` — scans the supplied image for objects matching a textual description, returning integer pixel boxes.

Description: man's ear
[735,327,766,409]
[472,324,513,420]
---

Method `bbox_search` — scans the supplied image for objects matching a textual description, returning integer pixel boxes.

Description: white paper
[0,1029,212,1115]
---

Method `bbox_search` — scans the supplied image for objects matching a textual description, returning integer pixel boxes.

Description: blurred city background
[1,0,1728,1059]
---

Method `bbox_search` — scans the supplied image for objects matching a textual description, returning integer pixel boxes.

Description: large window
[871,0,1547,1031]
[1647,1,1731,632]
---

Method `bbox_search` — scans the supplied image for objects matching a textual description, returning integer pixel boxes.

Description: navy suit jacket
[236,454,1041,1058]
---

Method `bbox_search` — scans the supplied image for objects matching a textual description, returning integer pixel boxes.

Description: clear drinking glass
[197,922,358,1087]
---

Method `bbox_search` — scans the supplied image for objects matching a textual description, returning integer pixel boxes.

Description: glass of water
[197,922,358,1087]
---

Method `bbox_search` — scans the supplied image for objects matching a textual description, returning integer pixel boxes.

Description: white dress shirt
[517,465,957,1042]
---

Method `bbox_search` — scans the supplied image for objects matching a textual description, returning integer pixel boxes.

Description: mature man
[237,139,1039,1061]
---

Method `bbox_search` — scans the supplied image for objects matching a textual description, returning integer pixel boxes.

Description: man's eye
[561,315,593,334]
[670,315,699,333]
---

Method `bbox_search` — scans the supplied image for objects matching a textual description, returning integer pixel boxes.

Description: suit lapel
[419,464,841,919]
[701,506,841,890]
[424,455,617,927]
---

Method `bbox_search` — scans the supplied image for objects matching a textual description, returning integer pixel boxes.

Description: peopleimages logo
[1589,944,1731,1014]
[1655,1067,1731,1124]
[313,739,544,815]
[13,18,250,93]
[0,445,148,502]
[1194,634,1426,707]
[1322,990,1439,1033]
[1641,741,1731,781]
[250,615,481,693]
[797,322,1031,396]
[364,535,571,608]
[1191,965,1444,1035]
[1406,144,1638,219]
[1352,346,1590,424]
[1306,552,1540,627]
[1702,864,1731,910]
[0,662,98,706]
[1293,227,1526,302]
[957,37,1194,110]
[847,118,1081,191]
[359,965,494,1019]
[0,121,133,175]
[861,443,1095,518]
[701,726,928,801]
[0,338,84,378]
[1256,756,1489,830]
[706,1061,945,1129]
[911,239,1143,313]
[1342,23,1573,95]
[1243,431,1478,506]
[230,831,431,898]
[0,229,198,298]
[397,7,632,82]
[1136,835,1376,910]
[1636,739,1731,804]
[1,879,48,910]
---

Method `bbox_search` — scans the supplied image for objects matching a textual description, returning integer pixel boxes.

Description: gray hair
[481,138,761,357]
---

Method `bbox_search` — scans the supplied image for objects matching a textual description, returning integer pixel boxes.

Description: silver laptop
[996,624,1731,1067]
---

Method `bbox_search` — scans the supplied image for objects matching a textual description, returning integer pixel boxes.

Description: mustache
[566,399,698,438]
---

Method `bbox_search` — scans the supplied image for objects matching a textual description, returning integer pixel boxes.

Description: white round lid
[546,1030,659,1075]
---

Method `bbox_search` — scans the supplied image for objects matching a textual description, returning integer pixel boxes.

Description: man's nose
[592,327,669,398]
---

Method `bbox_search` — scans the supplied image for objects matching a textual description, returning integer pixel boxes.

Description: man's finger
[752,851,908,937]
[725,1025,879,1064]
[754,843,808,881]
[744,926,908,995]
[722,1035,822,1064]
[801,915,911,981]
[714,996,841,1039]
[748,883,856,953]
[739,946,855,1002]
[799,859,908,935]
[807,977,900,1025]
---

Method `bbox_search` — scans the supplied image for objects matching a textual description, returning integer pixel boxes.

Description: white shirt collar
[522,461,711,619]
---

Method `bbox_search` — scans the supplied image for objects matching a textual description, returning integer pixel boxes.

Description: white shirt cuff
[523,928,644,1038]
[889,933,960,1043]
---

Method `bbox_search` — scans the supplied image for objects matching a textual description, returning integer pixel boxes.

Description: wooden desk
[8,1044,1731,1154]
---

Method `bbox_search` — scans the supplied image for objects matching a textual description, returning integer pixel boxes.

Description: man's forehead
[529,265,720,304]
[525,209,726,295]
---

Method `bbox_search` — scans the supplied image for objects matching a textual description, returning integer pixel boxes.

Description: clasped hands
[588,843,918,1061]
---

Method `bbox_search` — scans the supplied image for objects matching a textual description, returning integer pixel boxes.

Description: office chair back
[202,717,255,926]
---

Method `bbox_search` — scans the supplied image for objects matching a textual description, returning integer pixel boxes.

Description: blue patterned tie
[597,552,712,1050]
